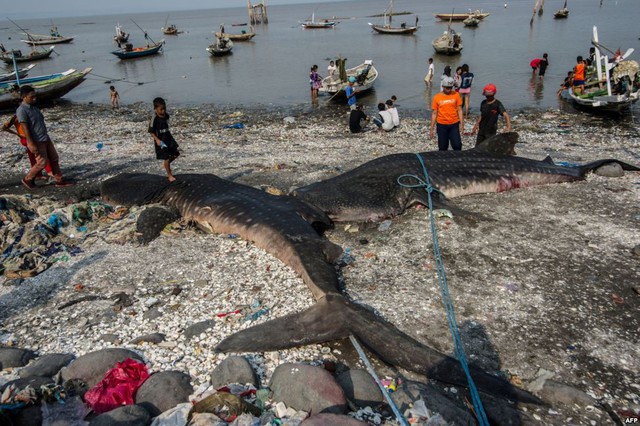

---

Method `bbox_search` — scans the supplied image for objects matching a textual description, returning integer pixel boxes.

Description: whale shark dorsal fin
[542,155,555,165]
[473,132,519,156]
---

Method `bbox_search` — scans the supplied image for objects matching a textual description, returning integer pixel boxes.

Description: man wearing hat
[429,76,463,151]
[471,83,511,145]
[345,76,359,110]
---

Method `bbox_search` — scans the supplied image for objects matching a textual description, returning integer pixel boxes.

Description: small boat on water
[432,27,463,55]
[0,45,55,64]
[207,37,233,56]
[161,16,181,35]
[113,24,129,44]
[0,67,92,111]
[463,16,480,27]
[301,13,337,29]
[0,64,36,83]
[554,0,569,18]
[111,41,164,59]
[566,26,640,114]
[0,68,68,89]
[21,25,74,45]
[232,23,248,27]
[433,10,490,21]
[368,0,418,34]
[318,59,377,96]
[215,24,256,41]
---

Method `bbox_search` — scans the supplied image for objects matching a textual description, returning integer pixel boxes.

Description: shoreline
[0,102,639,424]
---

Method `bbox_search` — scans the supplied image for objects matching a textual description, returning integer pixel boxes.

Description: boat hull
[0,68,91,111]
[433,12,490,21]
[369,24,417,34]
[22,36,74,46]
[319,62,378,96]
[568,90,640,114]
[111,43,163,59]
[0,47,55,64]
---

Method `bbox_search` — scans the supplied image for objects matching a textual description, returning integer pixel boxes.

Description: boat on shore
[0,64,36,83]
[0,67,92,111]
[368,0,418,34]
[0,46,55,64]
[111,41,164,59]
[215,25,256,41]
[301,13,337,29]
[432,27,463,55]
[566,26,640,114]
[0,68,69,89]
[433,11,490,21]
[207,37,233,56]
[318,59,377,96]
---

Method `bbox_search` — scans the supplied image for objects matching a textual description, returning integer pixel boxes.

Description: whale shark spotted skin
[101,170,542,406]
[292,132,639,222]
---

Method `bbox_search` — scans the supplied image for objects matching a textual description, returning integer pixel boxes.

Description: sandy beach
[0,101,639,425]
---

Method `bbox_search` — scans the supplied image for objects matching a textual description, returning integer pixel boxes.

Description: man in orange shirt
[572,56,585,96]
[429,76,464,151]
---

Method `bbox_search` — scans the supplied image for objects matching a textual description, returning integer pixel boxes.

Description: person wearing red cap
[471,83,511,145]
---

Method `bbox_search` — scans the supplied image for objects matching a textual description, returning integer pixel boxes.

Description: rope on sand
[396,153,490,426]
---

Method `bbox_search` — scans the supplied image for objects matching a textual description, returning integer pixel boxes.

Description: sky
[5,0,343,20]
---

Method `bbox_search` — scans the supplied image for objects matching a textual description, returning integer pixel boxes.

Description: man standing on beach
[16,85,73,190]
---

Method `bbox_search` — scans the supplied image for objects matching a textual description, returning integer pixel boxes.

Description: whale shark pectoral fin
[136,205,181,244]
[215,297,351,353]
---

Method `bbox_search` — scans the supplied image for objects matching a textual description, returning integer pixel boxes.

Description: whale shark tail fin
[215,294,543,405]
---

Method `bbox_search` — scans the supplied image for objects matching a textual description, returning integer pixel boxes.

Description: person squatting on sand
[148,97,180,182]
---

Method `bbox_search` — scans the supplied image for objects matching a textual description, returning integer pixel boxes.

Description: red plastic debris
[84,358,150,414]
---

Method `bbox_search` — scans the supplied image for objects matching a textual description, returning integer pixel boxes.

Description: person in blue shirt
[458,64,474,119]
[345,76,359,110]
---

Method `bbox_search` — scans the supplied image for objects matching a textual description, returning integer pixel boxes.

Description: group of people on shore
[349,97,400,134]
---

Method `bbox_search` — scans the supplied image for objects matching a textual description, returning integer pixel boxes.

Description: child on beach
[148,97,180,182]
[424,58,434,87]
[110,86,120,109]
[471,83,511,145]
[572,56,586,96]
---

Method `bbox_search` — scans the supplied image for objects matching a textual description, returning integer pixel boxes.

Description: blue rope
[396,153,490,426]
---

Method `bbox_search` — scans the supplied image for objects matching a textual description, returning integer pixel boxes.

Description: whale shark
[292,132,639,222]
[100,170,542,407]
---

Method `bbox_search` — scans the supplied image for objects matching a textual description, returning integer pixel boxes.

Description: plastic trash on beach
[223,122,245,129]
[377,220,392,232]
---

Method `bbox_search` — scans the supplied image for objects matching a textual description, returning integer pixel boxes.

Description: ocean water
[1,0,639,115]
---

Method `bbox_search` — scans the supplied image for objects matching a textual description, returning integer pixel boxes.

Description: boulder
[19,353,75,378]
[135,371,193,417]
[211,356,258,389]
[270,363,346,415]
[60,348,144,389]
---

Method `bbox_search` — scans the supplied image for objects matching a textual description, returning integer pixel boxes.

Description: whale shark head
[101,173,170,206]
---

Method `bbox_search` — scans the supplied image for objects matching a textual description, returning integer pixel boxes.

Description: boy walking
[16,85,73,189]
[424,58,434,87]
[471,83,512,145]
[149,97,180,182]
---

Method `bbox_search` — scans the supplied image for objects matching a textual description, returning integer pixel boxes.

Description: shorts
[155,140,180,160]
[458,88,471,94]
[573,79,585,86]
[539,68,547,76]
[424,73,433,82]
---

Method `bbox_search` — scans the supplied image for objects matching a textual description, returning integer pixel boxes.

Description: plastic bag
[84,358,149,414]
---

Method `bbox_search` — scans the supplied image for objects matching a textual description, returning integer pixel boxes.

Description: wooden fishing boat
[215,25,256,41]
[111,41,164,59]
[433,11,490,21]
[0,67,92,111]
[463,16,480,27]
[232,23,248,27]
[113,24,129,44]
[368,0,418,34]
[553,0,569,18]
[318,59,377,96]
[433,27,463,55]
[162,25,179,35]
[566,26,640,114]
[206,37,233,56]
[0,64,36,82]
[0,68,69,89]
[0,46,55,64]
[21,26,74,46]
[301,13,337,29]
